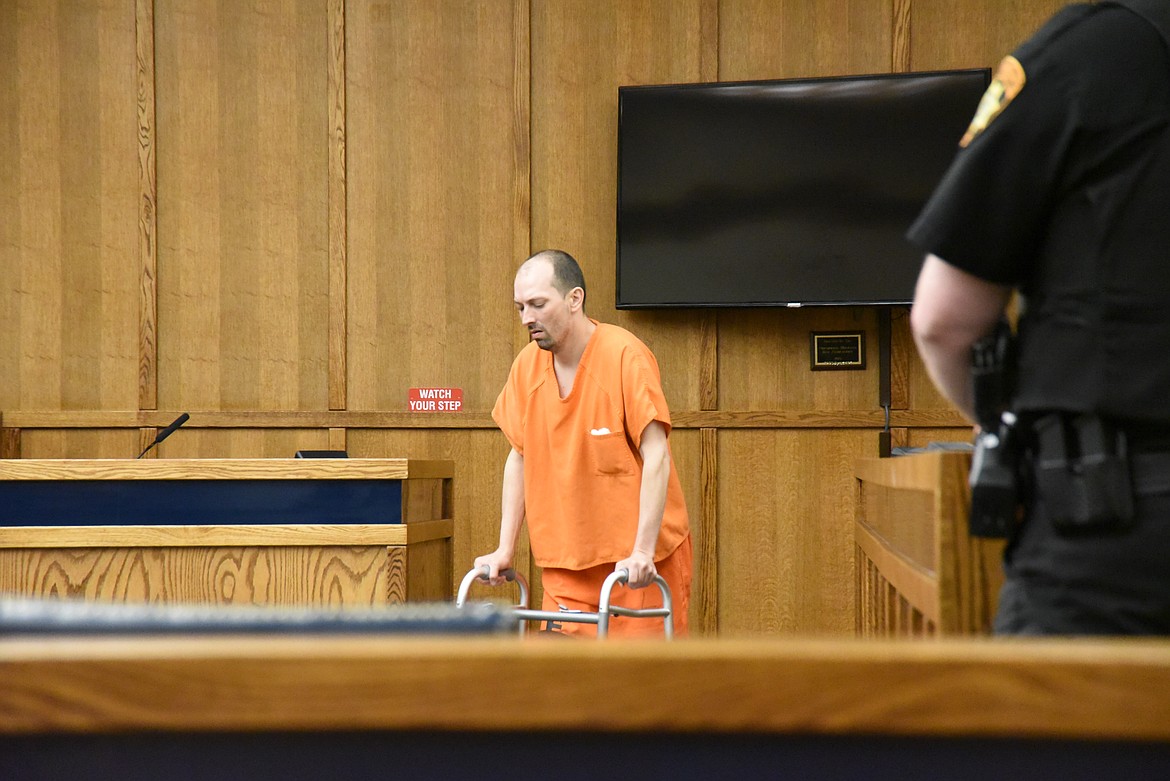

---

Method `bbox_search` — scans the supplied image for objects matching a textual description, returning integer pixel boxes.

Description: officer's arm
[615,420,670,589]
[911,254,1012,422]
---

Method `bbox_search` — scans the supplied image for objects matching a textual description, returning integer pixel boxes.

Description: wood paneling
[128,428,333,459]
[16,429,141,460]
[154,0,329,411]
[718,428,875,636]
[530,0,710,410]
[404,537,454,602]
[327,0,348,411]
[345,0,526,414]
[0,426,20,459]
[348,427,523,599]
[0,0,139,411]
[909,0,1068,71]
[668,426,705,633]
[695,427,719,634]
[0,545,392,607]
[719,307,883,411]
[718,0,893,81]
[137,0,159,410]
[16,424,336,460]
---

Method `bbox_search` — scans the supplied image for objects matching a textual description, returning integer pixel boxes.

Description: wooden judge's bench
[0,458,454,607]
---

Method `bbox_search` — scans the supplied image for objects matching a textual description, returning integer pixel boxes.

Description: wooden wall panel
[17,427,336,460]
[530,0,710,410]
[137,428,334,459]
[0,4,13,403]
[719,0,893,81]
[0,0,139,411]
[347,427,518,590]
[154,0,329,412]
[908,0,1069,71]
[345,0,527,414]
[0,545,391,607]
[17,429,141,460]
[668,427,707,633]
[719,307,883,411]
[718,428,874,636]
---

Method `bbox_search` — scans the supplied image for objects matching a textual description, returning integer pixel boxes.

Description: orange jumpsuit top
[492,322,690,570]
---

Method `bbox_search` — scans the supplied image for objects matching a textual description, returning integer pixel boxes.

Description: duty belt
[1131,450,1170,496]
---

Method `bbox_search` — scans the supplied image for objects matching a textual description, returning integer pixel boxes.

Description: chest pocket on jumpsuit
[587,430,637,476]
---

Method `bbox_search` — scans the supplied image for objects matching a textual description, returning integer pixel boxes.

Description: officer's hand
[473,549,513,587]
[615,551,657,589]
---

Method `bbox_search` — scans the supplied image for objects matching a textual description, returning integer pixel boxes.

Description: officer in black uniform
[907,0,1170,634]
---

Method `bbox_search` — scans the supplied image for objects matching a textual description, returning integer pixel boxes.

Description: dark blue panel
[0,479,402,526]
[4,732,1170,781]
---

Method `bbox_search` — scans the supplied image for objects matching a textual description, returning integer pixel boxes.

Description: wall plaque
[810,331,866,371]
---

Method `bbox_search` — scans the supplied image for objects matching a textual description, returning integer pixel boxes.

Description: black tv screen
[616,69,990,308]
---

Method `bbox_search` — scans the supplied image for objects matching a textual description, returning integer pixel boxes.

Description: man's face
[514,260,574,352]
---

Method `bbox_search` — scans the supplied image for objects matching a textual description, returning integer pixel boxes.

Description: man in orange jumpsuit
[474,249,692,637]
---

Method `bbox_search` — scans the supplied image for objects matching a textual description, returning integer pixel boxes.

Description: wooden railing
[855,451,1005,636]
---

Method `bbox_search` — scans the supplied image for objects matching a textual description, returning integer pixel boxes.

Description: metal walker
[456,566,673,639]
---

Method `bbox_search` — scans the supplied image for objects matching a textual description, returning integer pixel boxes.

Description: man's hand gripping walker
[456,566,674,639]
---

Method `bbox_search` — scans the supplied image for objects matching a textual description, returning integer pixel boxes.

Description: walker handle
[597,568,674,639]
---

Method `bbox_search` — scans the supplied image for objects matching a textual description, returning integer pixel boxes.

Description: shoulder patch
[960,55,1027,148]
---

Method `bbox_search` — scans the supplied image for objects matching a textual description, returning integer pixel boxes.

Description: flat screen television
[616,68,990,308]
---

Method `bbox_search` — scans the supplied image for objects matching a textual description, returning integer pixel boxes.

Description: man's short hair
[530,249,587,306]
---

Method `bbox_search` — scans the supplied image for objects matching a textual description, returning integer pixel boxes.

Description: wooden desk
[855,452,1005,636]
[2,635,1170,779]
[0,458,453,606]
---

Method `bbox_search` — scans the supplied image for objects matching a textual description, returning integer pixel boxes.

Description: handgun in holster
[968,320,1020,538]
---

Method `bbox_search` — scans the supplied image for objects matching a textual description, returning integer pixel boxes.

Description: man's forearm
[497,448,526,556]
[634,424,670,556]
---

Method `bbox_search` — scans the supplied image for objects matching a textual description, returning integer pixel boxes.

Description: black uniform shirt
[908,2,1170,419]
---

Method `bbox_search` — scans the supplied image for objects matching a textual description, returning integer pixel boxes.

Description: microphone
[136,413,191,459]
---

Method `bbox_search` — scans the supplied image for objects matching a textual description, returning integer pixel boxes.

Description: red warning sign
[408,387,463,412]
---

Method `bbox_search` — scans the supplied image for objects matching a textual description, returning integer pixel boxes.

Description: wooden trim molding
[699,311,718,411]
[696,427,718,635]
[0,458,453,481]
[327,0,348,411]
[0,521,453,549]
[0,409,972,431]
[0,425,20,459]
[892,0,912,73]
[136,0,158,410]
